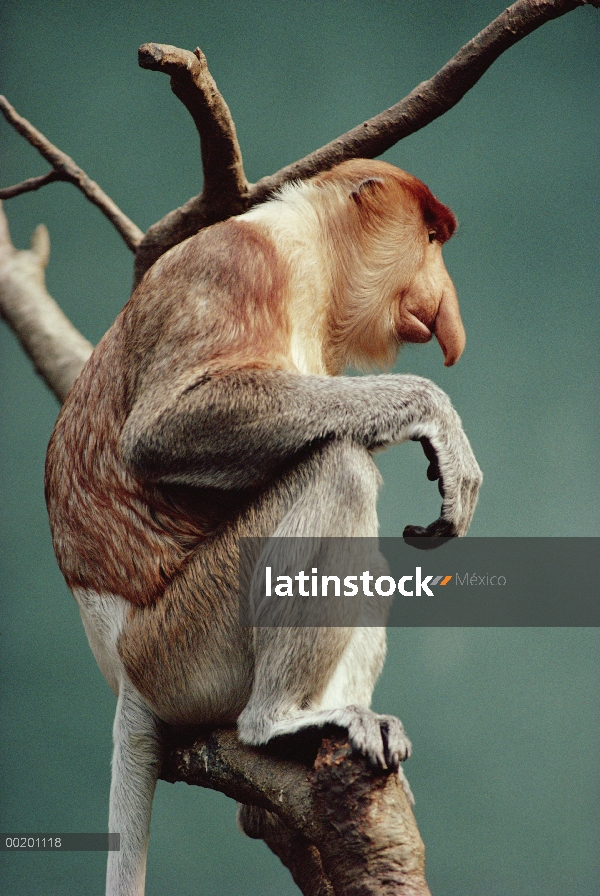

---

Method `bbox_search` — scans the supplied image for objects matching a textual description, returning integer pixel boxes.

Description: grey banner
[0,834,120,851]
[238,537,599,627]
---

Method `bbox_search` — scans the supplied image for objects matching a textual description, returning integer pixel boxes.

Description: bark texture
[162,728,430,896]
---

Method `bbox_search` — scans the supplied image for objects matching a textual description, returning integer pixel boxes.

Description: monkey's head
[314,159,466,371]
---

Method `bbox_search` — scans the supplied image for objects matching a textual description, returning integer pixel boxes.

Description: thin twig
[0,96,144,252]
[0,170,65,199]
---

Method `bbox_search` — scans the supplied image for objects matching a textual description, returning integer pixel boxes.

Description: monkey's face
[395,235,466,367]
[315,159,466,371]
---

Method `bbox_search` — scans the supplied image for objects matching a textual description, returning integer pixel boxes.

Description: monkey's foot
[238,704,411,771]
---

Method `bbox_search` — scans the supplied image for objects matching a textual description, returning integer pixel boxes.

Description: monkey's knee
[291,440,381,537]
[317,439,382,492]
[320,440,381,537]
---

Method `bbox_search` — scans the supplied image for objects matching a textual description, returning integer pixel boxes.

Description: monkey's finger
[411,435,441,481]
[404,518,455,539]
[428,461,440,482]
[403,524,427,539]
[347,712,387,769]
[425,451,441,482]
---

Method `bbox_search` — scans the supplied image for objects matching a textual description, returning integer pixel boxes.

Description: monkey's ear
[350,177,385,204]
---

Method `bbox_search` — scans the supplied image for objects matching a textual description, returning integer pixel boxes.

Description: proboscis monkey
[45,159,482,895]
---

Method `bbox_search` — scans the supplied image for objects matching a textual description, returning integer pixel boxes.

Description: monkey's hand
[403,409,482,543]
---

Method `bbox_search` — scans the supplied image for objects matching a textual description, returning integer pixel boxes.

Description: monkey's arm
[122,369,482,537]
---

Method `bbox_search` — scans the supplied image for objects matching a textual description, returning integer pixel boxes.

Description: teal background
[0,2,598,894]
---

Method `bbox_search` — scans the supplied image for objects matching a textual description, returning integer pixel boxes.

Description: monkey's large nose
[433,287,466,366]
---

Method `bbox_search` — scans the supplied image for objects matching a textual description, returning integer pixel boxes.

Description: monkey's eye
[428,231,437,244]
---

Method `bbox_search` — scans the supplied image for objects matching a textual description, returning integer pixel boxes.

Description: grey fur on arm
[121,368,482,538]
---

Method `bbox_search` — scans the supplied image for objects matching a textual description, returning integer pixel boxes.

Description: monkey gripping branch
[0,2,597,895]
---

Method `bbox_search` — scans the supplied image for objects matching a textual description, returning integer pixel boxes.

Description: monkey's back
[44,218,291,607]
[45,308,208,605]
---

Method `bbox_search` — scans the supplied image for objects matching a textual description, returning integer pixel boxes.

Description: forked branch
[0,96,143,252]
[1,1,594,282]
[134,42,249,281]
[0,169,64,200]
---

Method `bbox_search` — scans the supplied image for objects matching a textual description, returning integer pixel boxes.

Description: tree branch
[3,1,594,284]
[162,727,430,896]
[134,43,249,283]
[0,202,93,402]
[137,43,248,206]
[0,96,144,253]
[0,170,65,200]
[133,0,596,284]
[255,819,335,896]
[249,0,598,202]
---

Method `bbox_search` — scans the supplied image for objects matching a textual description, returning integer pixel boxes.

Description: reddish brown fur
[403,177,457,243]
[45,220,292,605]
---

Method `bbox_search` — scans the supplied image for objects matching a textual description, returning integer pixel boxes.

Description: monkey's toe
[379,714,412,769]
[343,706,410,770]
[240,705,410,772]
